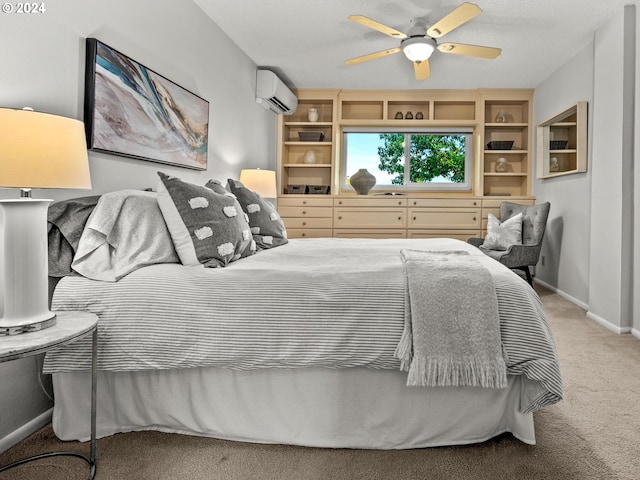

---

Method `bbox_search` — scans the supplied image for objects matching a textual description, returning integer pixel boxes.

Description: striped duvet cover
[44,237,562,413]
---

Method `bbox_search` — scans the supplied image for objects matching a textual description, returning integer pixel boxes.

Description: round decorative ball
[304,150,316,164]
[350,168,376,195]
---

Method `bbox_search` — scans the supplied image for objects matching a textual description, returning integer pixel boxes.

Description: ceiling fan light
[401,37,436,62]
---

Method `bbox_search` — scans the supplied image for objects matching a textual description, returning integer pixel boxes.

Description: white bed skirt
[52,367,535,449]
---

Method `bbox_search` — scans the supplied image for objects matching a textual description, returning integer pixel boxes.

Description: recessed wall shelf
[537,101,587,179]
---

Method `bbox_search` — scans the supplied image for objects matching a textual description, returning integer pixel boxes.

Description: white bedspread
[45,238,563,413]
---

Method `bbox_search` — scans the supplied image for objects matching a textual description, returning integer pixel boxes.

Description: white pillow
[482,212,523,251]
[72,190,179,281]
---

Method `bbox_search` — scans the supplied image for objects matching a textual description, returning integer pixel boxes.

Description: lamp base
[1,199,55,336]
[1,314,57,336]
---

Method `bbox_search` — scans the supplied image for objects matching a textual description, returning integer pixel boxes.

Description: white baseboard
[533,279,638,336]
[533,278,589,310]
[0,408,52,454]
[586,311,633,335]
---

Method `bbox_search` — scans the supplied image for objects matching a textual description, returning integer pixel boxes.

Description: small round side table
[0,311,99,480]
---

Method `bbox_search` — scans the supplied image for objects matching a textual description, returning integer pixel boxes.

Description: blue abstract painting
[85,38,209,170]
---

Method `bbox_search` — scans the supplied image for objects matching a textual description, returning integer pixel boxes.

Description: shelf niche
[537,101,587,179]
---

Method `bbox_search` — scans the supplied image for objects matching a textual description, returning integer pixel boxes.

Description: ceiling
[194,0,634,91]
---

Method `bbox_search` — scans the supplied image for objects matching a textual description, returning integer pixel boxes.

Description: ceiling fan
[345,2,501,81]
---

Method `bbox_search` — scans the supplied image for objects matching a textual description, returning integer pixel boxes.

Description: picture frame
[84,38,209,170]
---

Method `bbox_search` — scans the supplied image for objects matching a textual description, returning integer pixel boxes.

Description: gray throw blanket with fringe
[395,249,508,389]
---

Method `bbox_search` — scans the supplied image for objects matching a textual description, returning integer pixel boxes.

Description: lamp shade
[239,169,277,198]
[0,108,91,190]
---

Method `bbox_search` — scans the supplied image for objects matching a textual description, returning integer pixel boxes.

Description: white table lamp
[239,169,277,198]
[0,107,92,335]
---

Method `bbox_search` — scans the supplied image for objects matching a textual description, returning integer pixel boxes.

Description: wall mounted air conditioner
[255,69,298,115]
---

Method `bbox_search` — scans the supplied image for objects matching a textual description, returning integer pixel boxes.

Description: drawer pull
[338,216,342,220]
[473,217,477,221]
[413,201,417,205]
[302,222,307,226]
[302,201,307,205]
[302,233,306,237]
[398,216,402,220]
[473,201,477,206]
[413,217,416,221]
[302,211,306,215]
[338,201,343,205]
[398,201,402,205]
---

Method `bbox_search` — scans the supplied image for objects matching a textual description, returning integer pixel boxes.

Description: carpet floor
[1,285,639,480]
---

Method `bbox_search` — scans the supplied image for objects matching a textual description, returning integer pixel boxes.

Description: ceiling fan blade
[426,2,481,38]
[414,60,431,80]
[348,15,407,39]
[345,47,402,65]
[438,42,501,59]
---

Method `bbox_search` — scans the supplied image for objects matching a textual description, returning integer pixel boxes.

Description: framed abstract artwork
[84,38,209,170]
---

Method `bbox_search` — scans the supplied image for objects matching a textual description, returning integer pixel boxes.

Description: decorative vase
[549,157,560,172]
[415,111,424,120]
[405,111,413,120]
[350,168,376,195]
[495,157,508,172]
[308,108,318,122]
[304,150,316,164]
[495,111,507,123]
[395,111,403,119]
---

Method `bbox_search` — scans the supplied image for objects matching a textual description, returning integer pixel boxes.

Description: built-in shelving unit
[536,101,587,179]
[276,88,535,239]
[481,91,533,197]
[277,89,337,195]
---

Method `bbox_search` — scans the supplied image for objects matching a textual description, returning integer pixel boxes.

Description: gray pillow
[72,190,179,281]
[157,172,256,267]
[226,178,288,249]
[482,212,523,251]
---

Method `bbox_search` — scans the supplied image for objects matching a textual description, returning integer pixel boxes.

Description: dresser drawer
[334,197,407,208]
[408,198,480,208]
[278,206,333,218]
[278,196,334,207]
[481,198,535,209]
[334,229,406,239]
[407,230,481,241]
[283,217,333,229]
[334,208,406,229]
[287,228,333,239]
[482,199,535,219]
[408,208,481,229]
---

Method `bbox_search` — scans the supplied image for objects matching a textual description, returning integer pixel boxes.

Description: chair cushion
[482,213,523,251]
[500,202,550,245]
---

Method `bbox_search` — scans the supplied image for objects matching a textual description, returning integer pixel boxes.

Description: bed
[43,177,562,449]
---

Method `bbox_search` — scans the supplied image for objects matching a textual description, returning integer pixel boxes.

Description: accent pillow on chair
[481,212,523,251]
[157,172,256,267]
[226,178,288,249]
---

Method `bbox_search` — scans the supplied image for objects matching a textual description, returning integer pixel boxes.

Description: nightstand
[0,311,98,479]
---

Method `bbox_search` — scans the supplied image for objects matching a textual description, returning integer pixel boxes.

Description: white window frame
[341,127,474,192]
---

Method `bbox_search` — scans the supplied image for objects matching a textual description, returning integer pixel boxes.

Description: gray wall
[533,41,594,308]
[0,0,276,446]
[534,5,639,336]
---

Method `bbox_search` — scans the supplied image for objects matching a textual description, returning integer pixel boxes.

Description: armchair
[468,202,550,286]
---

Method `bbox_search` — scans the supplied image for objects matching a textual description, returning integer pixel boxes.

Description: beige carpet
[1,285,639,480]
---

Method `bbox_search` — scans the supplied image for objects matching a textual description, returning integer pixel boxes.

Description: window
[342,127,473,192]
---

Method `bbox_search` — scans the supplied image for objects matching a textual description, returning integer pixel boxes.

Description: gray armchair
[468,202,550,286]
